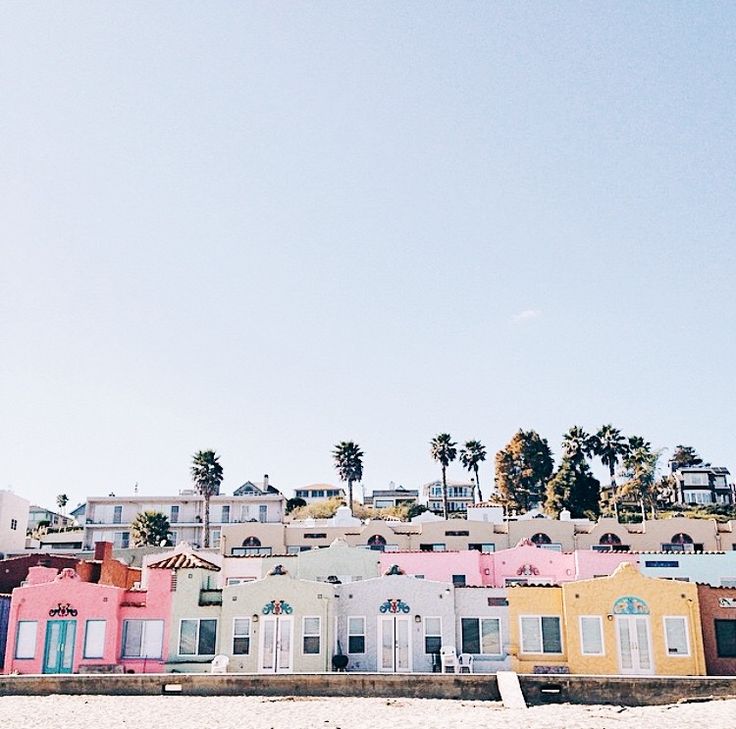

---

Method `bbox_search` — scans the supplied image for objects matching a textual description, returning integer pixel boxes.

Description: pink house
[379,541,641,588]
[4,564,172,674]
[379,549,485,586]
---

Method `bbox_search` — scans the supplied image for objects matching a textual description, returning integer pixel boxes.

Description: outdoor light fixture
[414,615,422,623]
[252,613,259,623]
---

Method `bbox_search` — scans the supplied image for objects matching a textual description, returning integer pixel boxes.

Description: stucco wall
[697,584,736,676]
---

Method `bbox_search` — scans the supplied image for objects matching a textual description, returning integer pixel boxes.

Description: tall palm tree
[332,441,364,514]
[430,433,457,519]
[191,449,224,548]
[56,493,69,515]
[590,425,628,514]
[459,440,487,503]
[560,426,592,462]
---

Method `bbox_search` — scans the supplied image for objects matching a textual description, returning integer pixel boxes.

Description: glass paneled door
[259,616,293,673]
[43,620,76,674]
[616,616,653,674]
[378,616,411,672]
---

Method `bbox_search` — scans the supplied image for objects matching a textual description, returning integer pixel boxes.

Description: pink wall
[573,550,639,579]
[485,543,576,585]
[4,566,173,675]
[379,550,484,585]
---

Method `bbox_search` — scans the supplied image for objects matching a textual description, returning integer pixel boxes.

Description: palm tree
[131,511,172,547]
[459,440,487,503]
[430,433,457,519]
[191,449,224,548]
[332,441,364,514]
[560,426,592,462]
[590,425,628,515]
[56,493,69,515]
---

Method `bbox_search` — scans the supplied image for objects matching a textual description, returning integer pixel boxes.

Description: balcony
[199,589,223,607]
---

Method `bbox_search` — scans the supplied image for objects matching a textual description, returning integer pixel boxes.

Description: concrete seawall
[0,673,734,706]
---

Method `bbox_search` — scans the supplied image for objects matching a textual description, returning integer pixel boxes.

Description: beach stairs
[496,671,527,709]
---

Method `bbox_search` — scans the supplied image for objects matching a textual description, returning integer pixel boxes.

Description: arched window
[367,534,387,551]
[243,536,261,547]
[599,533,622,546]
[671,533,693,545]
[531,532,551,545]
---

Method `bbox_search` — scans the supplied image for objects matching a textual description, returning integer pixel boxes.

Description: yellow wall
[508,564,706,676]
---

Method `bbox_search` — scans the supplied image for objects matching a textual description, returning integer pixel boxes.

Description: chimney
[264,474,269,490]
[94,541,114,562]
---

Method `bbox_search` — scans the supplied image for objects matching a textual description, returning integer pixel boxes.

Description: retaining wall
[0,673,734,706]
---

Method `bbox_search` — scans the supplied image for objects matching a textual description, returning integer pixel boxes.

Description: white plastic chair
[440,646,459,673]
[458,653,474,673]
[210,654,229,674]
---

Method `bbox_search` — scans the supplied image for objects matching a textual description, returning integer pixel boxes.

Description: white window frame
[347,616,366,654]
[83,619,106,659]
[121,619,165,659]
[423,616,442,654]
[232,617,251,655]
[663,616,690,657]
[460,616,503,656]
[226,577,256,586]
[578,616,604,656]
[519,615,563,655]
[178,617,218,656]
[15,621,37,659]
[302,615,321,656]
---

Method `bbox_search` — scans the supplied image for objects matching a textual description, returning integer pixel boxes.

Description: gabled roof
[148,552,220,572]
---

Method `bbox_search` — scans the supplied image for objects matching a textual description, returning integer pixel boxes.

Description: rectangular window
[424,617,442,654]
[303,616,320,655]
[179,619,217,656]
[461,617,501,655]
[15,621,37,659]
[170,505,179,523]
[10,519,17,530]
[221,505,230,523]
[520,616,562,654]
[644,560,679,568]
[664,616,689,656]
[114,531,129,548]
[469,543,495,553]
[232,618,251,655]
[83,620,106,659]
[579,616,604,655]
[211,529,221,548]
[122,619,164,658]
[452,574,466,587]
[348,617,365,654]
[113,505,123,524]
[304,533,327,539]
[445,530,469,537]
[419,543,446,552]
[715,619,736,658]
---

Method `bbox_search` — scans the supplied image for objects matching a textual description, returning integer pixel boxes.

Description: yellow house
[507,562,705,676]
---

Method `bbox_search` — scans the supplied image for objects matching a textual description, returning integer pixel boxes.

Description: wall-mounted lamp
[414,615,422,624]
[252,613,260,623]
[606,614,613,621]
[483,569,490,576]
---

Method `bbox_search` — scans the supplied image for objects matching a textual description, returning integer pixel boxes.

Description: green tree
[191,449,224,548]
[56,493,69,514]
[544,427,600,518]
[130,510,172,547]
[285,497,307,515]
[619,439,661,515]
[459,440,487,503]
[589,424,629,514]
[332,441,364,514]
[494,429,554,514]
[430,433,457,519]
[670,445,705,470]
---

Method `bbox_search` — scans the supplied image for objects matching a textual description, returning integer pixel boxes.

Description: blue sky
[1,3,734,508]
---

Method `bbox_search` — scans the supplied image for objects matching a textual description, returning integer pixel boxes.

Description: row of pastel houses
[3,540,736,677]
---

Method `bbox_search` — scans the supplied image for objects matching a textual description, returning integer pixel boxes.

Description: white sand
[0,695,734,729]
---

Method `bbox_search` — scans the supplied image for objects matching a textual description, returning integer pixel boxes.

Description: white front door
[378,616,411,673]
[259,616,293,673]
[616,616,653,674]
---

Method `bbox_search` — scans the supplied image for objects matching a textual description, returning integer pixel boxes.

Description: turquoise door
[43,620,76,674]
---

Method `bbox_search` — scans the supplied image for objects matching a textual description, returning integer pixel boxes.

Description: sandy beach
[0,695,734,729]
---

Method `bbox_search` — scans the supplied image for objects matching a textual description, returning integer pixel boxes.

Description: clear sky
[1,2,734,509]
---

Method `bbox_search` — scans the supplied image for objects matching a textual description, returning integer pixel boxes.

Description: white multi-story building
[292,483,346,503]
[672,466,735,506]
[0,490,30,555]
[422,479,475,515]
[82,479,285,550]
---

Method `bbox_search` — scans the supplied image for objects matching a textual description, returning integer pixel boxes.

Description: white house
[0,490,30,555]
